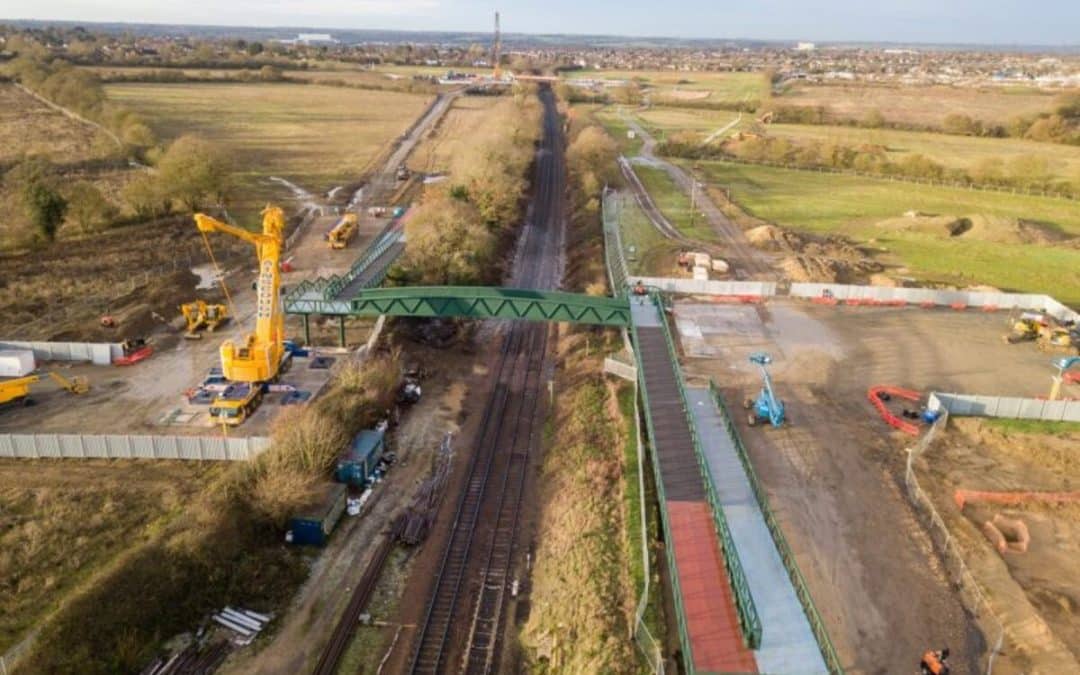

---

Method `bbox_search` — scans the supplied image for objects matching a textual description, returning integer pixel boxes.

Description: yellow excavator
[1003,312,1050,344]
[1,372,90,407]
[180,300,230,339]
[326,213,358,250]
[194,206,288,426]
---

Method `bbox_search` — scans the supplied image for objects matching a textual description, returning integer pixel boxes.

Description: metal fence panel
[637,277,776,297]
[0,433,269,461]
[0,340,120,366]
[931,392,1080,423]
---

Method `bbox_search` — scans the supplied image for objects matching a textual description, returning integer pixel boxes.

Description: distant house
[279,33,338,45]
[795,42,816,51]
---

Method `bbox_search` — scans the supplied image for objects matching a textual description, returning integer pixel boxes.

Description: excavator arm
[193,206,287,383]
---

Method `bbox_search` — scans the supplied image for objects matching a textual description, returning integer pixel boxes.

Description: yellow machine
[48,371,90,394]
[194,206,288,425]
[1039,327,1079,354]
[0,375,38,406]
[1003,312,1049,344]
[180,300,230,339]
[1,372,89,407]
[326,213,358,250]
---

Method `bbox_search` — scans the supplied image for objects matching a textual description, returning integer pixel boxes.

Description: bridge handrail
[602,189,630,296]
[652,293,763,651]
[629,313,698,674]
[707,379,846,675]
[324,228,404,299]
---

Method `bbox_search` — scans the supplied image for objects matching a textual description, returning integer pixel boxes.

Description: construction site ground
[676,299,1066,674]
[0,210,399,437]
[918,418,1080,674]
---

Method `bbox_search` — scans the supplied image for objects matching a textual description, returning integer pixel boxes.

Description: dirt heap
[747,224,883,283]
[876,213,1073,245]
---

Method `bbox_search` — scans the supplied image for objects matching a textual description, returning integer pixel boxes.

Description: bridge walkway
[631,298,757,674]
[686,387,828,674]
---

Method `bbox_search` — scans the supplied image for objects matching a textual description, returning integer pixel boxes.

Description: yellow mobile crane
[194,206,288,425]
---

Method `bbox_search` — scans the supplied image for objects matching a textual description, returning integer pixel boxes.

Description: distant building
[795,42,816,51]
[295,33,337,44]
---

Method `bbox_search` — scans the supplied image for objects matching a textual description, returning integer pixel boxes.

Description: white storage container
[711,259,730,274]
[692,252,711,267]
[0,350,36,378]
[692,265,709,281]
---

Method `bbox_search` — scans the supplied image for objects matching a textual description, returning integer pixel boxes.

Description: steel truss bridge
[286,286,631,344]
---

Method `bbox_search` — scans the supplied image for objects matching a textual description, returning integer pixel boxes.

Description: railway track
[311,523,402,675]
[407,86,564,675]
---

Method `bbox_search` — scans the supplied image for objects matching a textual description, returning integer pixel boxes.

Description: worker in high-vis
[920,647,951,675]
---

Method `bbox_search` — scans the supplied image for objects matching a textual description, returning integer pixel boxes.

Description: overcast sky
[4,0,1079,45]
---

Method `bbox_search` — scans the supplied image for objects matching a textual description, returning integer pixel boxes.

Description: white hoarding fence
[0,341,119,366]
[0,434,270,461]
[789,284,1080,322]
[635,277,777,298]
[929,393,1080,423]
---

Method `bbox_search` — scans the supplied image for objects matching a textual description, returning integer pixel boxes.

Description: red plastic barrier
[710,295,764,304]
[811,297,840,305]
[955,489,1080,510]
[950,302,967,310]
[981,305,999,312]
[920,301,936,309]
[114,345,153,366]
[867,385,921,436]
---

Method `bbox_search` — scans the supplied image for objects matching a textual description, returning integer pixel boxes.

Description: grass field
[566,69,768,103]
[636,106,741,135]
[0,460,222,653]
[777,82,1067,127]
[633,163,717,242]
[105,82,433,224]
[0,83,115,164]
[613,191,680,275]
[590,106,644,155]
[407,96,502,173]
[696,160,1080,303]
[766,122,1080,181]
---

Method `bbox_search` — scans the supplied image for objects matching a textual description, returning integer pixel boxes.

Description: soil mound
[876,213,1073,245]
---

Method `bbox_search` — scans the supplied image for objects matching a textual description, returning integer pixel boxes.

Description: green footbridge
[285,285,631,343]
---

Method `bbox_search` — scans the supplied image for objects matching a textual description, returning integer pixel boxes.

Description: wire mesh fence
[903,411,1006,675]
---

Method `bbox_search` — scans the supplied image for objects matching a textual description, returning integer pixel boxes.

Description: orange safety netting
[867,386,922,436]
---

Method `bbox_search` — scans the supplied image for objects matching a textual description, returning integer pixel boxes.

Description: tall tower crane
[492,11,502,80]
[194,205,287,384]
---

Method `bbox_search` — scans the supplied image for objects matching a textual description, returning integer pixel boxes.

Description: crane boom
[193,206,286,383]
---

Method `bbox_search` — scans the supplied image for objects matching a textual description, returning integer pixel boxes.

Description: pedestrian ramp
[686,387,828,674]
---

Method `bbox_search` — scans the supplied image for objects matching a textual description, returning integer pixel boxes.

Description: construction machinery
[1003,312,1049,344]
[1038,325,1079,354]
[180,300,230,339]
[194,206,289,426]
[744,352,786,428]
[48,371,90,394]
[326,213,358,250]
[1,372,89,408]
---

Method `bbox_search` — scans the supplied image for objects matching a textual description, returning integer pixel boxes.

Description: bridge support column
[338,316,346,347]
[302,314,311,346]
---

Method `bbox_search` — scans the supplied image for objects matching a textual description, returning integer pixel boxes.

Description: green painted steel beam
[285,286,630,327]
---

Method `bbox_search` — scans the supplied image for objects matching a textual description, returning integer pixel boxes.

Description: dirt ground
[677,300,1062,674]
[919,418,1080,673]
